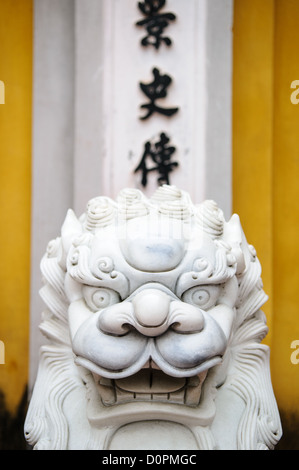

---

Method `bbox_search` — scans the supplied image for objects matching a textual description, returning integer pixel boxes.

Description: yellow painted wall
[232,0,275,343]
[233,0,299,446]
[272,0,299,413]
[0,0,32,413]
[0,0,298,449]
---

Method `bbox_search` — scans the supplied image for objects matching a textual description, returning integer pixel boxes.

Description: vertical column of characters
[134,0,179,188]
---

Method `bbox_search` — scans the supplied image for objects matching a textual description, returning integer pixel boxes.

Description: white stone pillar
[29,0,233,390]
[29,0,75,388]
[72,0,233,216]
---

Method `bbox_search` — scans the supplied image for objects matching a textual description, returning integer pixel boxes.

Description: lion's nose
[97,288,205,338]
[132,289,170,328]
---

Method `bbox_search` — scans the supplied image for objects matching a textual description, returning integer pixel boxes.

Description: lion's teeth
[168,389,185,403]
[184,371,207,406]
[114,388,137,404]
[94,371,208,407]
[184,384,201,406]
[151,360,160,370]
[186,375,200,387]
[99,376,113,387]
[115,370,185,394]
[143,359,160,370]
[94,375,116,405]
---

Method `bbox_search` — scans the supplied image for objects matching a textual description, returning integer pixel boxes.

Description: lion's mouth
[93,360,208,407]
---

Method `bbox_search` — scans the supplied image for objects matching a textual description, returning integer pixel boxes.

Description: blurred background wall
[0,0,299,450]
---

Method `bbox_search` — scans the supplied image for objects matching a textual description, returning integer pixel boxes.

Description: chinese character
[134,132,178,187]
[136,0,176,50]
[139,67,179,120]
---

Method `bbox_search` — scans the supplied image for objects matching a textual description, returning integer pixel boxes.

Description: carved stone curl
[25,185,282,450]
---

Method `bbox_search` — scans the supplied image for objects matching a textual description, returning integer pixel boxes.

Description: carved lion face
[68,213,237,401]
[26,186,282,450]
[59,187,247,419]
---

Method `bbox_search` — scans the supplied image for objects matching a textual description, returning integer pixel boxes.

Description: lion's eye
[82,286,120,312]
[182,285,220,310]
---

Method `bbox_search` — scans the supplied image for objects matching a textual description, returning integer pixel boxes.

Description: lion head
[25,185,282,450]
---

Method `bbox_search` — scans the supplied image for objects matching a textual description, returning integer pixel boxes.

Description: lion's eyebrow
[67,247,130,300]
[175,251,236,298]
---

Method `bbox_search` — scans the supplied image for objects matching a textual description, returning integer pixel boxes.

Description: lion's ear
[223,213,246,275]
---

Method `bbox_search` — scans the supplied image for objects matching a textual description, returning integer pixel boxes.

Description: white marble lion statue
[25,185,282,450]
